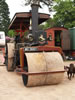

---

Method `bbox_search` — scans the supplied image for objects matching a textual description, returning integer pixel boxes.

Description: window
[0,34,3,39]
[48,34,53,41]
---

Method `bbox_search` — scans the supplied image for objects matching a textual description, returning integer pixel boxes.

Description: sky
[6,0,52,20]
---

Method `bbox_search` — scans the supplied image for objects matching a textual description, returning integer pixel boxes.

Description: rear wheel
[5,43,15,71]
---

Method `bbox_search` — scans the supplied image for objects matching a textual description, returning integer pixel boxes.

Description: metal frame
[16,68,65,75]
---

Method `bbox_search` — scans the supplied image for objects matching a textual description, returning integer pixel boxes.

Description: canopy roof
[9,12,50,30]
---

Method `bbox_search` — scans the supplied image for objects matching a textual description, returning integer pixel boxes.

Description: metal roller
[43,52,64,85]
[6,43,15,71]
[22,52,64,86]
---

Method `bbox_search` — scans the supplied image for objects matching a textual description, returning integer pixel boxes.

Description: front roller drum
[22,52,65,87]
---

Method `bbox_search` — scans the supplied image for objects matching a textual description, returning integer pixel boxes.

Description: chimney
[31,3,39,42]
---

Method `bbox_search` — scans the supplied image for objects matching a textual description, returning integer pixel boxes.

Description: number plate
[24,47,38,52]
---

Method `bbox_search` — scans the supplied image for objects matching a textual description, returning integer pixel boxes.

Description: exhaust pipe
[31,3,40,42]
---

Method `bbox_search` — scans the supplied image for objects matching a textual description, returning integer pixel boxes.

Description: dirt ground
[0,54,75,100]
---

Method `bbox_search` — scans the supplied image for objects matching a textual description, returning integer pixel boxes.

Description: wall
[45,27,68,47]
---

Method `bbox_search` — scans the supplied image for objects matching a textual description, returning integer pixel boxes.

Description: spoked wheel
[5,43,15,71]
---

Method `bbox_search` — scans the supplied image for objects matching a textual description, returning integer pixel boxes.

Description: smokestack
[31,4,39,42]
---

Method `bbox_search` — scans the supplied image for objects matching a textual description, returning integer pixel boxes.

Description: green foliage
[39,19,55,30]
[24,0,54,11]
[8,30,15,37]
[24,0,75,29]
[0,0,10,35]
[53,0,75,28]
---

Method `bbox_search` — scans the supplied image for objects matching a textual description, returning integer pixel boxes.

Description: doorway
[55,30,62,47]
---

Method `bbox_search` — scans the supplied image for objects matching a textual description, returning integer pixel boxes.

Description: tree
[39,18,55,29]
[0,0,10,35]
[24,0,54,11]
[8,30,15,37]
[24,0,75,29]
[53,0,75,28]
[24,0,55,30]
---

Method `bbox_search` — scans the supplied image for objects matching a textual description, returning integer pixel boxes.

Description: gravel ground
[0,53,75,100]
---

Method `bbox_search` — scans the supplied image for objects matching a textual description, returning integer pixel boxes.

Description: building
[45,27,70,51]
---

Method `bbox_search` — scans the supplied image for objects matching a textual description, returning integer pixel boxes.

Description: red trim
[0,48,5,56]
[37,46,63,55]
[45,27,68,31]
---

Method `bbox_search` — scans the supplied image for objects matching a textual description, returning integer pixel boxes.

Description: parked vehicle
[0,31,5,47]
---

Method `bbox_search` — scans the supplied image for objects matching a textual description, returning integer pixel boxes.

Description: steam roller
[5,3,65,87]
